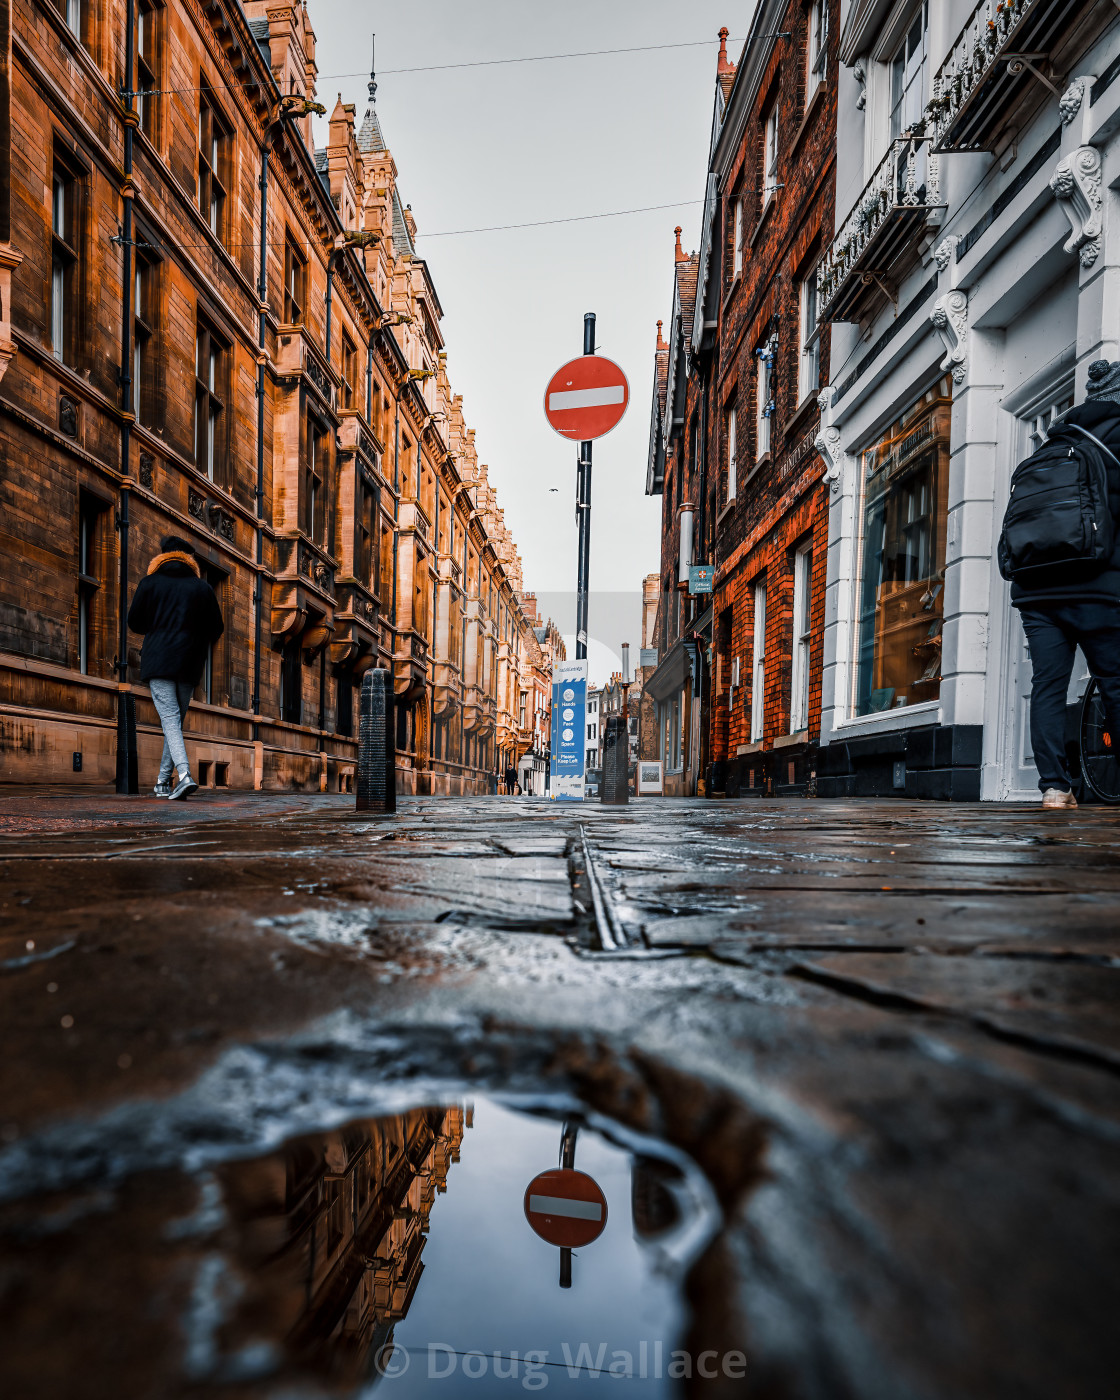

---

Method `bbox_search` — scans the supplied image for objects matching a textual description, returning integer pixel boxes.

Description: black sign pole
[575,313,595,662]
[559,1119,578,1288]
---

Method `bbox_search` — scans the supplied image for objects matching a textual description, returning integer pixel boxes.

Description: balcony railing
[817,133,944,323]
[927,0,1082,153]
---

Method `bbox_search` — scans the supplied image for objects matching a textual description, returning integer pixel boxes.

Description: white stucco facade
[819,0,1120,800]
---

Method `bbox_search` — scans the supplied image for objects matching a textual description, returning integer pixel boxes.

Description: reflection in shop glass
[854,375,952,718]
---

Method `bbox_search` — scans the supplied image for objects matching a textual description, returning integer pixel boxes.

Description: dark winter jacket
[127,551,224,685]
[1011,400,1120,609]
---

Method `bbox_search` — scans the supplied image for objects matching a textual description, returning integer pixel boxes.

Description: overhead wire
[130,37,740,99]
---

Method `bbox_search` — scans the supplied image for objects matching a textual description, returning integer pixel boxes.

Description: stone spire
[674,226,687,264]
[717,26,734,75]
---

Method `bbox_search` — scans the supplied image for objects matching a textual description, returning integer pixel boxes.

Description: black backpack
[998,421,1118,584]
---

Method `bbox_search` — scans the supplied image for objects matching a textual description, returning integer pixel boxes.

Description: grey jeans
[149,679,193,782]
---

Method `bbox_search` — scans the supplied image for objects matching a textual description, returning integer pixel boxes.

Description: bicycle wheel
[1079,679,1120,804]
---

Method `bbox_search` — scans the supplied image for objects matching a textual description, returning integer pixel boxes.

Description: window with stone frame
[379,521,393,602]
[726,401,738,500]
[77,490,107,676]
[136,0,162,142]
[341,333,358,411]
[303,414,329,544]
[51,154,81,366]
[790,541,813,733]
[356,474,376,586]
[762,96,780,199]
[731,194,744,279]
[889,2,929,142]
[53,0,84,39]
[133,247,158,427]
[283,235,306,325]
[198,561,227,704]
[750,579,767,743]
[280,637,302,724]
[193,317,228,483]
[755,342,773,461]
[197,81,231,241]
[798,263,821,405]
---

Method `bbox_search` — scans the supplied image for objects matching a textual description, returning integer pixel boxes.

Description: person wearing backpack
[999,359,1120,808]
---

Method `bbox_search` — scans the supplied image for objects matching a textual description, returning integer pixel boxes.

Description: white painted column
[940,316,1005,738]
[817,382,855,747]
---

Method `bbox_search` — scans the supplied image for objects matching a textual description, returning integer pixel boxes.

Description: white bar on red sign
[528,1195,603,1220]
[548,386,626,411]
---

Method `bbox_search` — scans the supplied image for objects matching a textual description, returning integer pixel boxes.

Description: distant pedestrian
[505,763,518,796]
[127,536,224,800]
[1000,360,1120,808]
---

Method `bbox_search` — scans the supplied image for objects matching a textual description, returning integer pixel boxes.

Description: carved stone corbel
[1051,145,1103,268]
[853,60,867,111]
[934,235,960,275]
[930,288,968,385]
[1058,77,1088,126]
[815,386,843,496]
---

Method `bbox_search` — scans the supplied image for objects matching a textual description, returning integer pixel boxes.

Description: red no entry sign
[544,355,629,442]
[524,1168,608,1249]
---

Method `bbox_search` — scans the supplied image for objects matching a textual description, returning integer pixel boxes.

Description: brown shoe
[1041,788,1078,809]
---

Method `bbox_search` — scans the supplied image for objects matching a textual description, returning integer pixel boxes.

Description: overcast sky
[311,2,754,671]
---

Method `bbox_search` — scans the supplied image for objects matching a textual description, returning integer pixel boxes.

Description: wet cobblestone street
[2,791,1119,1398]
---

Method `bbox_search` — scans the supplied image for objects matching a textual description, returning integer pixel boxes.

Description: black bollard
[356,667,396,813]
[601,714,629,806]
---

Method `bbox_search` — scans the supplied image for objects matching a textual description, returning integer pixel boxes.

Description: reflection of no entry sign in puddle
[524,1168,608,1249]
[525,1120,607,1288]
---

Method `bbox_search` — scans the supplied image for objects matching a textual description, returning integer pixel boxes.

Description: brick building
[646,10,837,797]
[0,0,550,794]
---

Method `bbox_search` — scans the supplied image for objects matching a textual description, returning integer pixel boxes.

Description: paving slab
[1,791,1119,1399]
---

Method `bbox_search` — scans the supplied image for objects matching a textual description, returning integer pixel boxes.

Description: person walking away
[1001,360,1120,808]
[505,762,518,796]
[127,535,224,800]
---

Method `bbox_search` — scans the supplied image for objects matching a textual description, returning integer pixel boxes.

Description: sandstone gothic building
[0,0,550,794]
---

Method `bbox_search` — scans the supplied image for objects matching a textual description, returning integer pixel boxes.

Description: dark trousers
[1019,602,1120,792]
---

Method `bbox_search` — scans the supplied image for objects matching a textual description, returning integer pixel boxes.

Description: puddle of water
[0,1095,720,1398]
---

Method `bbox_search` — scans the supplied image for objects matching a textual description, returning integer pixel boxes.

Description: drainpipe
[115,0,137,794]
[251,127,276,744]
[366,337,373,423]
[324,254,333,368]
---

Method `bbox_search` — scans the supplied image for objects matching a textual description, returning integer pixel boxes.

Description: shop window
[51,158,80,366]
[790,543,813,733]
[853,376,952,717]
[751,581,767,743]
[194,318,228,483]
[198,83,231,241]
[283,235,306,325]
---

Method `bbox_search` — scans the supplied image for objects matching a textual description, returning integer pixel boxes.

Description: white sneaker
[1041,788,1078,809]
[152,780,172,798]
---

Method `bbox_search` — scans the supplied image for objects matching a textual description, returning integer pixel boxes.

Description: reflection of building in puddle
[221,1105,470,1380]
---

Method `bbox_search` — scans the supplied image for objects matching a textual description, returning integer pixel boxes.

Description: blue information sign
[549,659,588,801]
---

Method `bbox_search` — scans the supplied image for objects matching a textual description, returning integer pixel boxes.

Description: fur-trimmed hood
[147,550,200,577]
